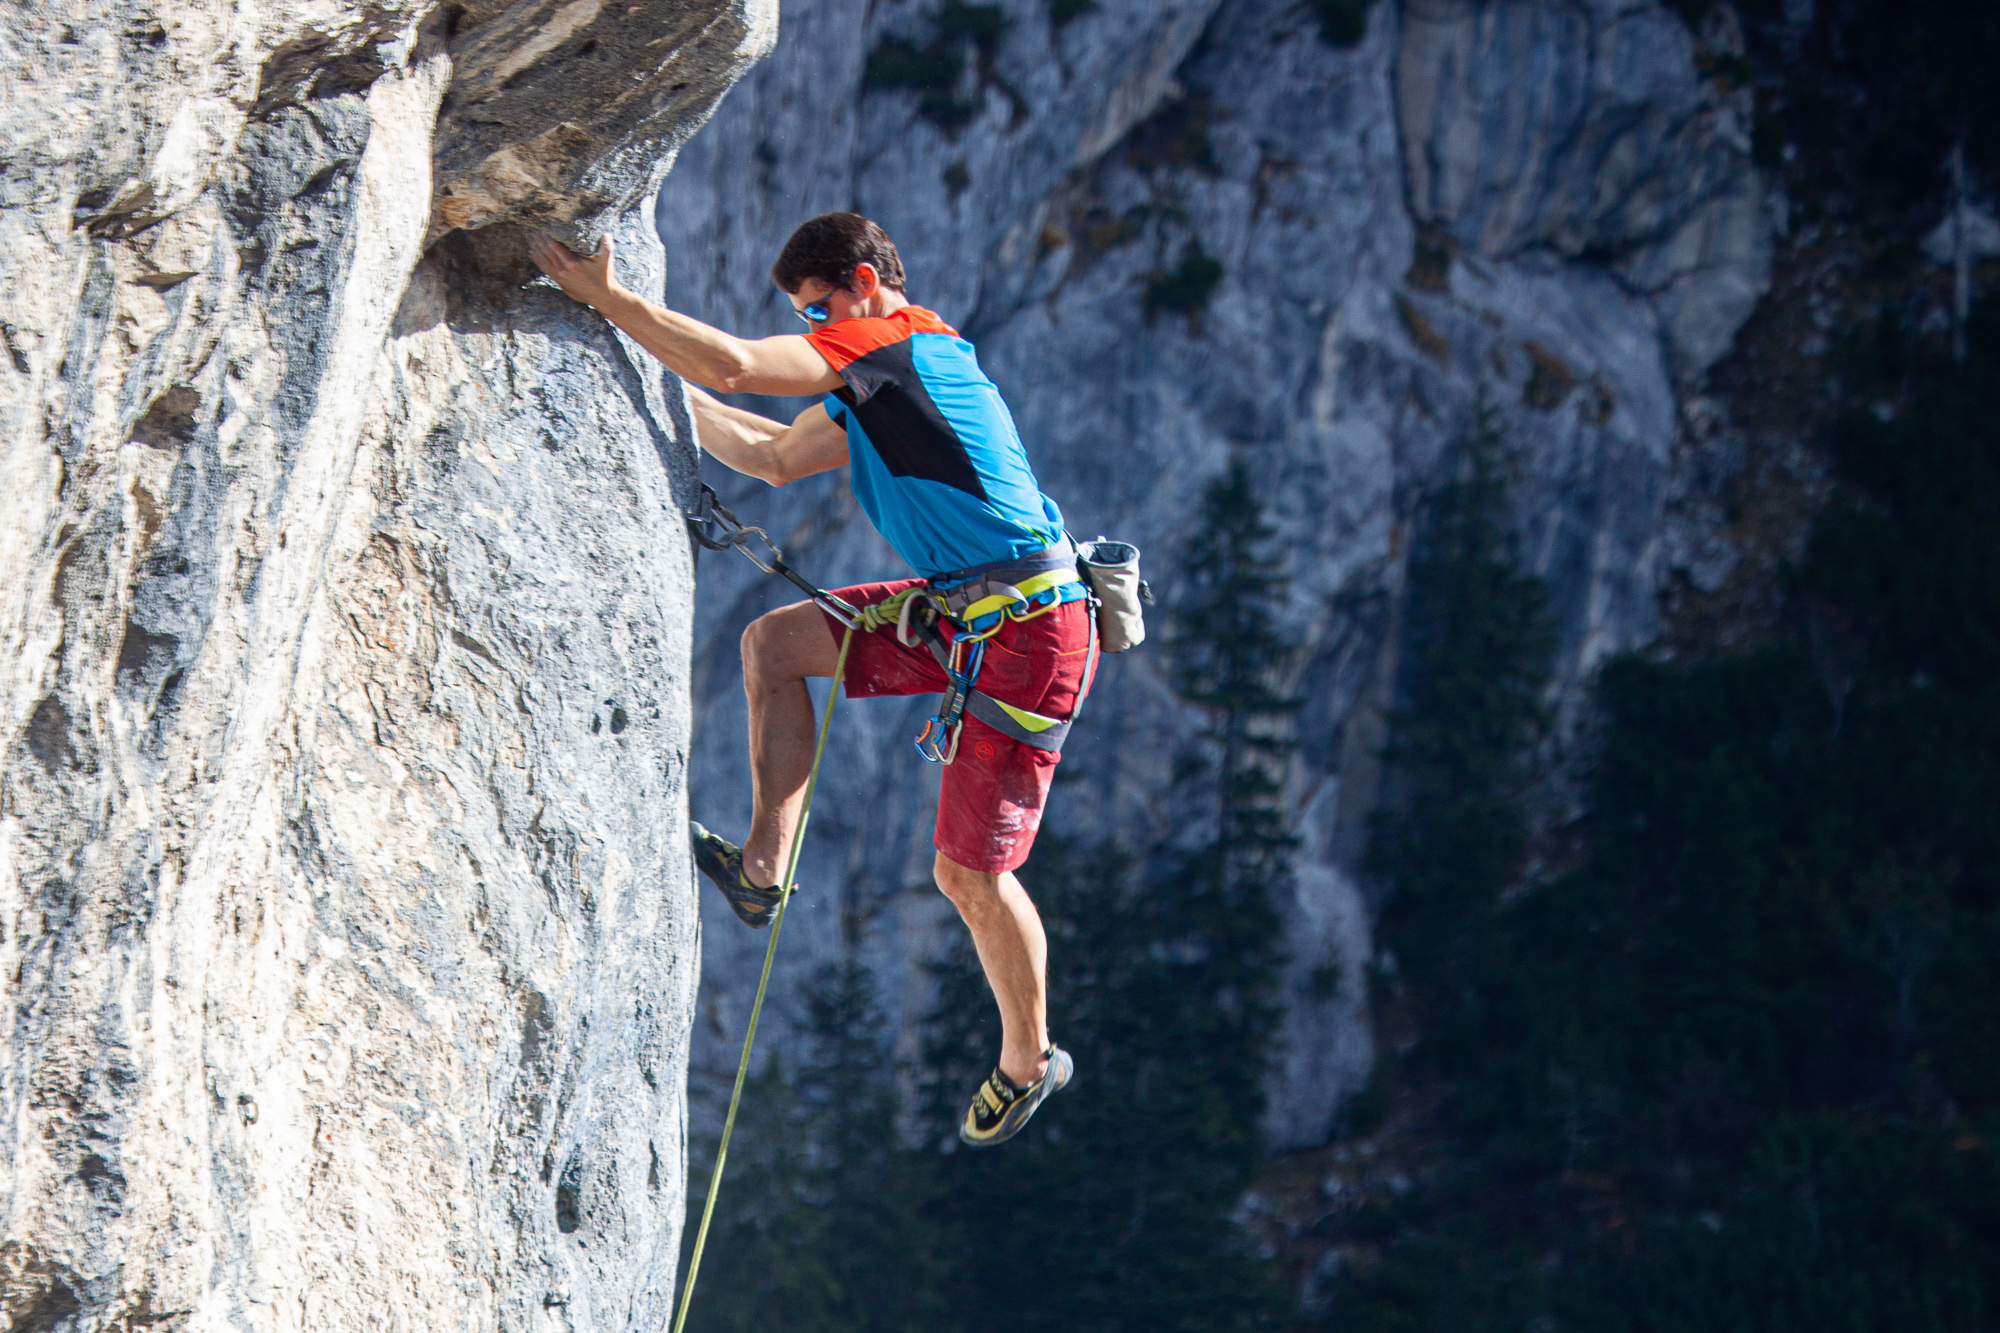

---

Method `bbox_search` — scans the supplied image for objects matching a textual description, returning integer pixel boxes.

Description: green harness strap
[671,620,857,1333]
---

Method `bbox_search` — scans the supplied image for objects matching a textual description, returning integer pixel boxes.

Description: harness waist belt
[929,538,1082,625]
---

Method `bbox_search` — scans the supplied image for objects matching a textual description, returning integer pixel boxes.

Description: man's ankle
[1000,1050,1050,1088]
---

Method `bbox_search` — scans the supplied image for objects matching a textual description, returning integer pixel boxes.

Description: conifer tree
[1339,308,2000,1331]
[1367,424,1555,984]
[1172,455,1302,922]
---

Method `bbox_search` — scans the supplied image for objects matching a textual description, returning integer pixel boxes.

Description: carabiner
[915,714,962,764]
[914,636,982,764]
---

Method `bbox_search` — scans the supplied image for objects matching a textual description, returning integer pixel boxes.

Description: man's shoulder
[895,305,960,339]
[806,306,961,372]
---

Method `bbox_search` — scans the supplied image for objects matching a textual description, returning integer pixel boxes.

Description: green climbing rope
[671,620,857,1333]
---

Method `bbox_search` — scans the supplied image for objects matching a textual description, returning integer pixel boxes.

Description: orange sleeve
[804,307,961,372]
[805,317,906,373]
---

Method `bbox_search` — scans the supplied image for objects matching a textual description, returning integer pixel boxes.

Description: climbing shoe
[690,822,785,929]
[959,1045,1073,1148]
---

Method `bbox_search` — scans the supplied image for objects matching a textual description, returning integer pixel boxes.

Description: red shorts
[822,579,1097,874]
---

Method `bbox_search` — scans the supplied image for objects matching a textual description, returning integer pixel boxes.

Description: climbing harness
[694,484,1105,765]
[673,486,857,1333]
[863,538,1105,766]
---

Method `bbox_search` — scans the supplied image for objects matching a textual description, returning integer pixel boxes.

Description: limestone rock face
[658,0,1773,1150]
[0,2,770,1328]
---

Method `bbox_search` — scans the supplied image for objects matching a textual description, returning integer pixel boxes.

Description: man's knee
[741,602,834,689]
[934,852,999,907]
[740,609,795,685]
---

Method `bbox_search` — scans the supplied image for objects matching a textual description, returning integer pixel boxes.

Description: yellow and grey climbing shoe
[690,822,785,929]
[959,1045,1073,1148]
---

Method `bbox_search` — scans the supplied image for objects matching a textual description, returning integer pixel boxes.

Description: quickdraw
[687,482,860,628]
[913,634,985,764]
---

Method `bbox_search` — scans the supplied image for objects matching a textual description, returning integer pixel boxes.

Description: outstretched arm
[528,234,843,397]
[686,387,849,487]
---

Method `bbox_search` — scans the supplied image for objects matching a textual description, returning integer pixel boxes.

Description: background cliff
[660,0,1776,1149]
[0,2,770,1328]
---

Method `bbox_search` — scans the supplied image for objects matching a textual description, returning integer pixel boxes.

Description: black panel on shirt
[831,338,989,502]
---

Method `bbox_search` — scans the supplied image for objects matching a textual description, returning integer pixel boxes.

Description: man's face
[785,263,879,328]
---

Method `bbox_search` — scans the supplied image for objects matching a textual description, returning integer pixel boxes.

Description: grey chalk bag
[1078,537,1149,652]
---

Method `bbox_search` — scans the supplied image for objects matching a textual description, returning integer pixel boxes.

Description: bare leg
[934,851,1051,1087]
[738,601,840,887]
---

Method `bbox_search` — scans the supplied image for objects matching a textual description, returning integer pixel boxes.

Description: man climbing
[529,214,1091,1147]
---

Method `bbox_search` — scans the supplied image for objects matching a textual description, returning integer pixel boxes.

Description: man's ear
[851,263,879,298]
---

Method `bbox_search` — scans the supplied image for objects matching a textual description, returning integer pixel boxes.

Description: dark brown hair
[770,212,908,294]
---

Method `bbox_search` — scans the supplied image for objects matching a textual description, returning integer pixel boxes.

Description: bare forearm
[526,234,841,395]
[594,288,755,390]
[687,391,849,487]
[688,387,788,483]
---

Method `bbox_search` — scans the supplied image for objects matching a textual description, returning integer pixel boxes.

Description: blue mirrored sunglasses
[794,300,831,326]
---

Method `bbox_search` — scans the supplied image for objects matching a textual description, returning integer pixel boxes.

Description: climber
[528,214,1088,1147]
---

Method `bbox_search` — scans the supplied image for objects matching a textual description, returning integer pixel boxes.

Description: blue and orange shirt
[807,305,1068,581]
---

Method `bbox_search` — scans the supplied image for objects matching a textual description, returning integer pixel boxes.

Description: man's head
[772,214,908,326]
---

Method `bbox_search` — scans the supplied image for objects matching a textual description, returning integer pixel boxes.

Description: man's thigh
[817,579,951,698]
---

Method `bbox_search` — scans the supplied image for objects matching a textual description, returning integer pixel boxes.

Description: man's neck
[855,288,911,320]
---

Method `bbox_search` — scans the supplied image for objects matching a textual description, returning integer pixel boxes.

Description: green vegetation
[862,2,1009,134]
[1364,422,1554,1002]
[1144,245,1226,326]
[1311,0,1379,48]
[1332,306,2000,1330]
[682,462,1298,1332]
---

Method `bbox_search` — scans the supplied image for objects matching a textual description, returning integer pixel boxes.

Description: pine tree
[1338,305,2000,1331]
[1171,456,1301,942]
[1366,423,1555,984]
